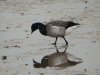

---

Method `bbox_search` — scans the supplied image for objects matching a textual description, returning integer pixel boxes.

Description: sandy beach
[0,0,100,75]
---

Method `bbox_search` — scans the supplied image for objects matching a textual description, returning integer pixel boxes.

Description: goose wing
[46,20,68,27]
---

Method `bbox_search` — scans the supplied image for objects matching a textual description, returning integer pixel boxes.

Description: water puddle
[33,46,82,69]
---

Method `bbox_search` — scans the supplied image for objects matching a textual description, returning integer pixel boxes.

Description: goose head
[31,22,44,34]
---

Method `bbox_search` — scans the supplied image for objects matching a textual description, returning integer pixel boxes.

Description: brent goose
[31,20,80,45]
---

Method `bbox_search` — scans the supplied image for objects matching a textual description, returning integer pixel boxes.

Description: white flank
[65,25,80,35]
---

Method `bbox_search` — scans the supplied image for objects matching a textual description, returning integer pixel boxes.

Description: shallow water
[0,0,100,75]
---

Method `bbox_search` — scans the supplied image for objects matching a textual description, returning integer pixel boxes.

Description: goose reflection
[33,46,82,69]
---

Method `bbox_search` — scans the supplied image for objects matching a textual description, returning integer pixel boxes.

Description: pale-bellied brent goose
[31,20,80,45]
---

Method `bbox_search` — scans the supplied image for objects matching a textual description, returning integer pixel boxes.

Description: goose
[31,20,80,45]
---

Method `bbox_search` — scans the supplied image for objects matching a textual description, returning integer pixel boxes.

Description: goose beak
[31,30,34,34]
[31,31,33,34]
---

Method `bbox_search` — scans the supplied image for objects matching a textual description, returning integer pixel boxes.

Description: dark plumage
[31,20,80,45]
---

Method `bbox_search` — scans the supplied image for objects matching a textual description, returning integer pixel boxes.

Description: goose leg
[63,45,68,53]
[63,37,68,45]
[55,45,59,53]
[53,37,58,45]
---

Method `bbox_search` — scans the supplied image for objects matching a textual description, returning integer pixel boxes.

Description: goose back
[46,20,68,27]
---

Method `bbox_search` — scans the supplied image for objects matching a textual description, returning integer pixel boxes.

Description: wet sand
[0,0,100,75]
